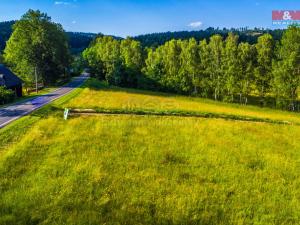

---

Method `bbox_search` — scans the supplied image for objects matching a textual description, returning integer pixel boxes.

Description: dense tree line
[84,26,300,111]
[83,36,143,87]
[4,10,71,88]
[134,28,284,48]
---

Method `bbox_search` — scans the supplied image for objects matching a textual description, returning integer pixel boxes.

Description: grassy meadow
[1,78,300,224]
[65,79,300,124]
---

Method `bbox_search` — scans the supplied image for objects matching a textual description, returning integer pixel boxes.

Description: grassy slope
[1,116,300,224]
[0,83,83,157]
[1,78,300,224]
[64,79,300,124]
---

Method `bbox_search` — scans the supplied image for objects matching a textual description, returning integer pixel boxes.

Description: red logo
[272,10,300,20]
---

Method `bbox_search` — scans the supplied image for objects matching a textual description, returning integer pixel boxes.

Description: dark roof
[0,65,23,88]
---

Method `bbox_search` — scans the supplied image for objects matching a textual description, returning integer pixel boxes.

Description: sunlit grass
[1,115,300,224]
[64,79,300,124]
[1,78,300,224]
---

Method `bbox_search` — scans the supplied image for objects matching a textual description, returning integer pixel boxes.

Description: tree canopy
[272,26,300,110]
[83,36,143,87]
[4,10,71,86]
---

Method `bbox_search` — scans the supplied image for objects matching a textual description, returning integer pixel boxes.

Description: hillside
[0,21,286,53]
[0,21,14,51]
[1,78,300,224]
[134,28,284,47]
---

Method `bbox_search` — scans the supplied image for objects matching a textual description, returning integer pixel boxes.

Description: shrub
[0,86,15,105]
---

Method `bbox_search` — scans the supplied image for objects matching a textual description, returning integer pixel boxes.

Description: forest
[134,28,285,47]
[83,26,300,111]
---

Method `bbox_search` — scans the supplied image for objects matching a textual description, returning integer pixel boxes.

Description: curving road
[0,74,89,129]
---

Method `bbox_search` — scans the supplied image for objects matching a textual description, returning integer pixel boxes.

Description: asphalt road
[0,74,89,129]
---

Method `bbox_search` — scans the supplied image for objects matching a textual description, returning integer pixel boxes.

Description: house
[0,65,23,97]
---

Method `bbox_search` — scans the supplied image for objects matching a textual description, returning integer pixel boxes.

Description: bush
[0,86,15,105]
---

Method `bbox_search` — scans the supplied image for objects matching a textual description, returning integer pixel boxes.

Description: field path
[0,74,89,129]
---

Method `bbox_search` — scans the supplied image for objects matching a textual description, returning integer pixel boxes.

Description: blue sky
[0,0,299,37]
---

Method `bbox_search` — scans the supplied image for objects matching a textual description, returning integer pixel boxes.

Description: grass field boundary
[68,108,295,125]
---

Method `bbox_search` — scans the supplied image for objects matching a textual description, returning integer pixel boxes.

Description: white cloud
[54,1,71,5]
[54,0,77,5]
[72,20,76,24]
[188,21,203,28]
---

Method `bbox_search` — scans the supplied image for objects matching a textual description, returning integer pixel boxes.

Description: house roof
[0,65,23,88]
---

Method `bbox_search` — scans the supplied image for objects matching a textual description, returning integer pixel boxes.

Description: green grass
[1,78,300,224]
[64,79,300,124]
[1,115,300,224]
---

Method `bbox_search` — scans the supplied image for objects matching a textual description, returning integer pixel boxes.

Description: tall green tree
[179,38,200,94]
[100,37,122,85]
[120,38,143,86]
[142,47,165,90]
[4,9,71,86]
[82,43,104,79]
[198,39,211,97]
[208,35,224,100]
[254,34,274,105]
[272,25,300,110]
[237,42,256,104]
[161,40,182,92]
[90,36,122,85]
[223,33,239,102]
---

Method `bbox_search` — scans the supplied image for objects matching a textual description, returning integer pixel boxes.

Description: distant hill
[0,21,15,51]
[134,27,285,48]
[1,21,285,53]
[66,32,98,54]
[66,32,122,54]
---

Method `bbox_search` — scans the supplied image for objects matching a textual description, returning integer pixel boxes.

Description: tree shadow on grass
[85,78,186,100]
